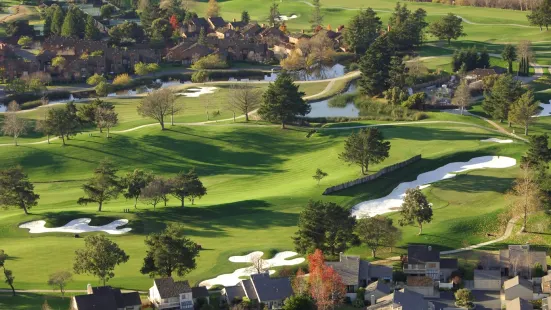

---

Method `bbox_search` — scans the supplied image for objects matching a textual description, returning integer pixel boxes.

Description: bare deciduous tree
[517,40,534,63]
[228,83,262,122]
[506,165,542,232]
[1,101,26,146]
[249,253,269,274]
[452,79,471,115]
[137,89,176,130]
[95,107,118,138]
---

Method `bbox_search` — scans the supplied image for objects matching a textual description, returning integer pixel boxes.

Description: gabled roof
[191,286,209,299]
[154,278,191,299]
[366,280,391,295]
[121,292,141,307]
[89,286,141,308]
[208,17,226,29]
[504,276,532,291]
[407,245,439,264]
[74,294,118,310]
[369,264,392,279]
[372,289,429,310]
[191,17,209,28]
[242,279,258,300]
[224,285,246,301]
[507,297,534,310]
[542,274,551,282]
[250,273,293,302]
[326,255,361,285]
[474,269,501,281]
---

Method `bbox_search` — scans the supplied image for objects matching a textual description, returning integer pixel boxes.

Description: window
[427,263,437,268]
[346,285,355,293]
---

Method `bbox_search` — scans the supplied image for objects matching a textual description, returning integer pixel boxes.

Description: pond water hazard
[306,83,358,118]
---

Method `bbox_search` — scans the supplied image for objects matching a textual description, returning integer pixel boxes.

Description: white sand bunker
[199,251,304,288]
[19,218,131,235]
[532,102,551,117]
[480,138,513,144]
[176,87,217,98]
[352,156,516,218]
[277,15,298,21]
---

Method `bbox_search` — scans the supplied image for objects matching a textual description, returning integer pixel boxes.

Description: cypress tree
[85,15,100,40]
[61,6,78,37]
[359,35,392,97]
[51,5,64,35]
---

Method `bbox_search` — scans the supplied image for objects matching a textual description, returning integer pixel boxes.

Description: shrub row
[1,91,71,106]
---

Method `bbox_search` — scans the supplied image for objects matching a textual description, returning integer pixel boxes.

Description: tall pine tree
[85,15,100,40]
[359,35,392,97]
[51,5,64,35]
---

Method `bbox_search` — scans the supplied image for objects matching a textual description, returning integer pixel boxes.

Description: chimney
[387,24,391,32]
[370,295,376,306]
[262,23,266,28]
[87,284,93,295]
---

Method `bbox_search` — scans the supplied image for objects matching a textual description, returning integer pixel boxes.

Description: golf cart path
[295,0,534,27]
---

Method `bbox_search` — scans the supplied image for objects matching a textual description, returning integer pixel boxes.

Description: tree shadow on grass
[430,174,515,194]
[134,199,298,237]
[317,125,495,141]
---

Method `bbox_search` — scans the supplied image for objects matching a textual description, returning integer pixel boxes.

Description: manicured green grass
[0,121,524,290]
[0,293,72,310]
[298,81,330,96]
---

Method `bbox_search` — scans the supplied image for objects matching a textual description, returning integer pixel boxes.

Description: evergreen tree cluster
[519,56,531,76]
[452,47,490,72]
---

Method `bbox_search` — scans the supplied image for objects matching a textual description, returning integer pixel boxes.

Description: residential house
[70,285,141,310]
[227,19,247,30]
[191,286,210,305]
[367,288,435,310]
[240,23,263,40]
[208,17,226,30]
[273,42,295,58]
[365,280,391,305]
[187,18,210,34]
[403,245,459,282]
[504,276,533,301]
[474,269,502,291]
[215,28,239,39]
[500,245,547,278]
[166,43,214,64]
[259,27,288,44]
[326,253,392,300]
[222,273,293,309]
[542,273,551,294]
[405,276,435,297]
[506,297,534,310]
[148,277,194,309]
[288,32,310,45]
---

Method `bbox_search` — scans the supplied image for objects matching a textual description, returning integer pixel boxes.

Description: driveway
[431,291,501,310]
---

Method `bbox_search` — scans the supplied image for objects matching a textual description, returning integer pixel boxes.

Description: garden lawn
[0,121,524,290]
[0,293,73,310]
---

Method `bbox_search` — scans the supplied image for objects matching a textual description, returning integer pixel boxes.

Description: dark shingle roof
[122,292,141,306]
[474,269,501,281]
[369,264,393,279]
[242,279,258,300]
[191,18,209,28]
[209,17,226,28]
[326,255,360,285]
[407,245,440,264]
[440,258,458,269]
[366,280,391,295]
[224,285,246,301]
[250,273,293,302]
[191,286,209,299]
[73,294,118,310]
[154,278,191,299]
[393,289,429,310]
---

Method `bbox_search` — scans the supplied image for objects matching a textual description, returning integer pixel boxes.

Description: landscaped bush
[413,112,429,120]
[191,54,229,70]
[112,73,132,86]
[0,91,70,105]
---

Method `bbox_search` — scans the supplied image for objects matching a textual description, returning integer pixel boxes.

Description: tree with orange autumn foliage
[169,15,179,30]
[308,249,346,310]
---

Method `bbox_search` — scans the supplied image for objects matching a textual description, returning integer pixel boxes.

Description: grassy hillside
[0,121,525,290]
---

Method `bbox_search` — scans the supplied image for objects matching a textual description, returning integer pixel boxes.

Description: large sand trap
[533,102,551,117]
[19,218,131,235]
[480,138,513,144]
[176,87,218,98]
[351,156,516,218]
[199,251,304,288]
